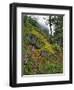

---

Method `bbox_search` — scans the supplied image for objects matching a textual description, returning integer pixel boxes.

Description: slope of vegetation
[22,15,63,75]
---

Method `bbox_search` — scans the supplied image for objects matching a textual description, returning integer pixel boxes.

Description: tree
[48,15,63,47]
[49,15,52,35]
[53,16,63,47]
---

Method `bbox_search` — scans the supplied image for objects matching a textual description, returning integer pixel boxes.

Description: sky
[27,15,55,35]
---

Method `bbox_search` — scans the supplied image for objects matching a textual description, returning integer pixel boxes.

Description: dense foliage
[22,15,63,75]
[49,16,63,47]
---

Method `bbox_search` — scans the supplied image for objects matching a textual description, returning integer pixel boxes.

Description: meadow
[22,15,63,75]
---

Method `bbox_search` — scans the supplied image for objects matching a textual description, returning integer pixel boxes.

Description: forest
[22,14,63,75]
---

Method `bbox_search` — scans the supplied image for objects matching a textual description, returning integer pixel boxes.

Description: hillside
[22,16,63,75]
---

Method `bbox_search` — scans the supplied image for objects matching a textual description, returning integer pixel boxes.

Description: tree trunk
[49,15,52,35]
